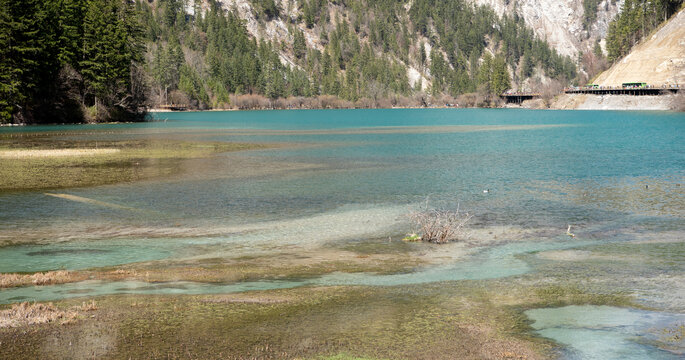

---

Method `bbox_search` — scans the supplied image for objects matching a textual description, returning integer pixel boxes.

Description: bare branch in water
[407,200,472,244]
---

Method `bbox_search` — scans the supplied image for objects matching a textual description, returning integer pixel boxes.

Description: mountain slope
[472,0,623,58]
[144,0,578,109]
[594,8,685,86]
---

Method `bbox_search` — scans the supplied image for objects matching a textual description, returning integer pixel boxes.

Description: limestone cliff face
[199,0,626,89]
[208,0,621,59]
[471,0,623,57]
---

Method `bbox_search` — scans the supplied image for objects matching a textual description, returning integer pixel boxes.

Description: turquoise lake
[1,109,684,358]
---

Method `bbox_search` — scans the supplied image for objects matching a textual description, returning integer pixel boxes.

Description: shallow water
[1,109,684,357]
[0,238,601,304]
[526,305,685,359]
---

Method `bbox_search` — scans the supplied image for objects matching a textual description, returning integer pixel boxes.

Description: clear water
[526,305,685,359]
[0,238,601,304]
[1,109,684,358]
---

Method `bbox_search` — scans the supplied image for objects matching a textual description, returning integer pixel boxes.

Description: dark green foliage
[254,0,280,19]
[0,0,145,123]
[491,55,511,95]
[520,51,533,78]
[160,0,184,28]
[151,36,184,104]
[81,0,145,121]
[293,29,307,59]
[606,0,683,62]
[0,0,580,121]
[302,0,327,28]
[582,0,601,30]
[0,0,61,123]
[477,53,493,95]
[593,40,604,58]
[409,0,575,94]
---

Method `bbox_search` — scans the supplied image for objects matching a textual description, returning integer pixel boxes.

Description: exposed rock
[471,0,623,57]
[550,93,677,110]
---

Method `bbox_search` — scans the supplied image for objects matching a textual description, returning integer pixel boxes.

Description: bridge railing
[500,92,541,97]
[564,84,681,92]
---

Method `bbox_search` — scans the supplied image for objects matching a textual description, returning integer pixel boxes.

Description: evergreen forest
[605,0,683,62]
[0,0,635,124]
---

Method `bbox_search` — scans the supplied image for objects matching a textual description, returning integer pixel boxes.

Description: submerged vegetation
[0,279,638,358]
[0,134,267,191]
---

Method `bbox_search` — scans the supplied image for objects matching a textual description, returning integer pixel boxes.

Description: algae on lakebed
[0,135,268,191]
[0,283,542,359]
[95,247,425,284]
[0,279,639,359]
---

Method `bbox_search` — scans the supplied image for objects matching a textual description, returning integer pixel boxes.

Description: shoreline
[2,98,681,128]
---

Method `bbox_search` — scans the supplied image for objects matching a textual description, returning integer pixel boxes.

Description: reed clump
[0,302,79,328]
[0,270,74,288]
[77,299,98,311]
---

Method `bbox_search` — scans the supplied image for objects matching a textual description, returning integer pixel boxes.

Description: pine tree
[57,0,86,67]
[0,0,60,123]
[81,0,144,121]
[477,53,492,94]
[0,1,16,121]
[491,55,511,95]
[293,30,307,59]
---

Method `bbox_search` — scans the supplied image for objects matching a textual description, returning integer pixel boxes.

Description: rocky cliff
[472,0,622,58]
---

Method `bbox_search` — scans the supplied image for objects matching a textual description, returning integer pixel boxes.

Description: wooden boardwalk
[501,84,681,103]
[564,85,681,95]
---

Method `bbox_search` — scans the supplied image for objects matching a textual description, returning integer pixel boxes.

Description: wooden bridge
[500,92,541,104]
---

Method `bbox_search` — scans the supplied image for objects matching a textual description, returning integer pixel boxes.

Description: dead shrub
[0,273,21,288]
[376,97,393,108]
[457,93,478,107]
[355,97,375,108]
[407,201,472,244]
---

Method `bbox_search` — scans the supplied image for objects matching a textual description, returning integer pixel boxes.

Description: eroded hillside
[594,8,685,86]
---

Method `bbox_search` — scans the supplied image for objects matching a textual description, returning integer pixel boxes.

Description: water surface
[1,109,683,358]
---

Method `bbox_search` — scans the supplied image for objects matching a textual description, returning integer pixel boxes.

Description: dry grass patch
[76,300,98,311]
[0,148,119,158]
[0,270,83,288]
[0,302,79,328]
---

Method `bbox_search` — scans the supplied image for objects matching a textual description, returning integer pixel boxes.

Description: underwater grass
[0,277,640,359]
[94,248,425,284]
[0,136,268,191]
